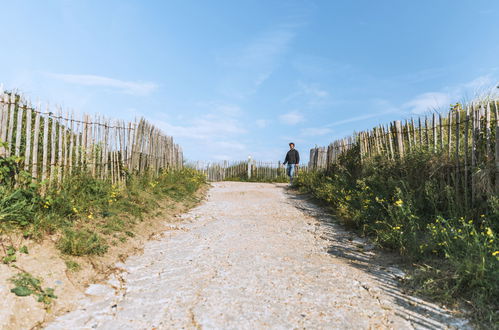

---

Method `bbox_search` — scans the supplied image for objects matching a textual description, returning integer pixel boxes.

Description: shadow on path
[283,187,471,329]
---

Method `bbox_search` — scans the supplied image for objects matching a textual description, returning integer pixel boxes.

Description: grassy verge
[0,152,206,310]
[294,147,498,327]
[0,158,205,258]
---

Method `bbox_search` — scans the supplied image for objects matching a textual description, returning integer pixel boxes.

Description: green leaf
[6,246,16,256]
[2,255,16,264]
[19,246,29,254]
[11,286,32,296]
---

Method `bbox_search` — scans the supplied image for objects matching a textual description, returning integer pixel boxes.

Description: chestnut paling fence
[308,100,499,208]
[0,89,183,187]
[188,158,308,182]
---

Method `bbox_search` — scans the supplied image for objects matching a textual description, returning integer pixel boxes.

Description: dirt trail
[46,182,469,329]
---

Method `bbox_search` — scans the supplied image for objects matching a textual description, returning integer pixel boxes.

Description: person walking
[283,142,300,185]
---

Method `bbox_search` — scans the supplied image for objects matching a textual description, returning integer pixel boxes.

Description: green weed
[57,229,108,256]
[294,148,499,326]
[10,272,57,305]
[64,259,81,272]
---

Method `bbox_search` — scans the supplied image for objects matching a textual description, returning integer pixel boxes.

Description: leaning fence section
[0,89,183,186]
[309,100,499,206]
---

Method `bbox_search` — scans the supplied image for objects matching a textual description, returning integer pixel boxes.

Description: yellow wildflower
[87,213,94,219]
[486,228,493,237]
[492,251,499,256]
[394,199,403,206]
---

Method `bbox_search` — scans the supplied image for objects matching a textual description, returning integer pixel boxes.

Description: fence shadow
[283,189,471,329]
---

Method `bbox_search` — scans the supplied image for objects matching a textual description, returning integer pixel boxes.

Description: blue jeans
[286,164,296,184]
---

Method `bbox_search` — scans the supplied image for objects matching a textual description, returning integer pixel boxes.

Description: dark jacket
[283,149,300,165]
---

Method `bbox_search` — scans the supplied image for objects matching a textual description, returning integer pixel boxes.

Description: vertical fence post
[32,109,40,180]
[494,101,499,195]
[247,155,252,179]
[395,120,404,158]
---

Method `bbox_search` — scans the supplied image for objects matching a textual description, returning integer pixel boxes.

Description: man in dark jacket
[283,142,299,184]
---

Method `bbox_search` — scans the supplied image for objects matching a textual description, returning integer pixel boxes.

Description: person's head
[289,142,295,149]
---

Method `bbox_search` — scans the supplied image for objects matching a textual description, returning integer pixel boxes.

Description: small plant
[2,245,17,264]
[57,229,108,256]
[10,272,57,305]
[64,259,81,272]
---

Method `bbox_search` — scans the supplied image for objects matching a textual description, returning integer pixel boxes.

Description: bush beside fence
[301,99,499,325]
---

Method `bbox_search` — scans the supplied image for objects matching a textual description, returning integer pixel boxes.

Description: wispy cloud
[279,111,304,125]
[217,24,298,99]
[401,74,499,115]
[256,119,270,128]
[283,81,331,107]
[300,127,332,136]
[403,92,451,114]
[157,116,246,140]
[47,73,158,96]
[326,109,398,127]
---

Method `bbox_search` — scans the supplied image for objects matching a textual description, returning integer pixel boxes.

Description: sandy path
[46,182,469,329]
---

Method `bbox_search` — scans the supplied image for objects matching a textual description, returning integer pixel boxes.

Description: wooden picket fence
[0,90,183,187]
[309,100,499,206]
[188,158,308,182]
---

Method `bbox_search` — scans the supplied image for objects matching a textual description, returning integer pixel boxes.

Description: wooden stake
[32,109,41,180]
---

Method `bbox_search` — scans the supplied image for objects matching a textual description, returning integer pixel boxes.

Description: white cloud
[402,74,499,115]
[47,73,157,96]
[217,25,297,99]
[157,116,246,140]
[279,111,304,125]
[403,92,451,114]
[195,101,243,117]
[300,127,332,136]
[256,119,270,128]
[283,81,331,107]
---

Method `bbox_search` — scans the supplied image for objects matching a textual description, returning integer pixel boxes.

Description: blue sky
[1,1,498,163]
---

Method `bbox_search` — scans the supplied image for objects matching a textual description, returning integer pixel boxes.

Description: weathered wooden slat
[494,100,499,194]
[50,110,57,185]
[387,123,394,160]
[68,112,74,175]
[395,120,404,158]
[455,110,460,202]
[57,109,64,185]
[471,105,477,203]
[31,109,41,179]
[432,113,437,153]
[447,110,452,160]
[15,99,24,157]
[464,106,470,209]
[41,108,50,185]
[439,114,444,150]
[0,93,8,155]
[24,105,32,171]
[6,93,17,156]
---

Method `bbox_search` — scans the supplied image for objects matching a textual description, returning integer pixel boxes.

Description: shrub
[57,229,108,256]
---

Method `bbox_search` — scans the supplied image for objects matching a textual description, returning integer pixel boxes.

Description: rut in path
[47,182,469,329]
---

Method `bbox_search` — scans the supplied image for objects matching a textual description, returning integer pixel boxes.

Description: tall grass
[295,146,499,326]
[0,150,205,257]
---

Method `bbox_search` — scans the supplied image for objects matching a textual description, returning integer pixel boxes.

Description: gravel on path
[46,182,469,329]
